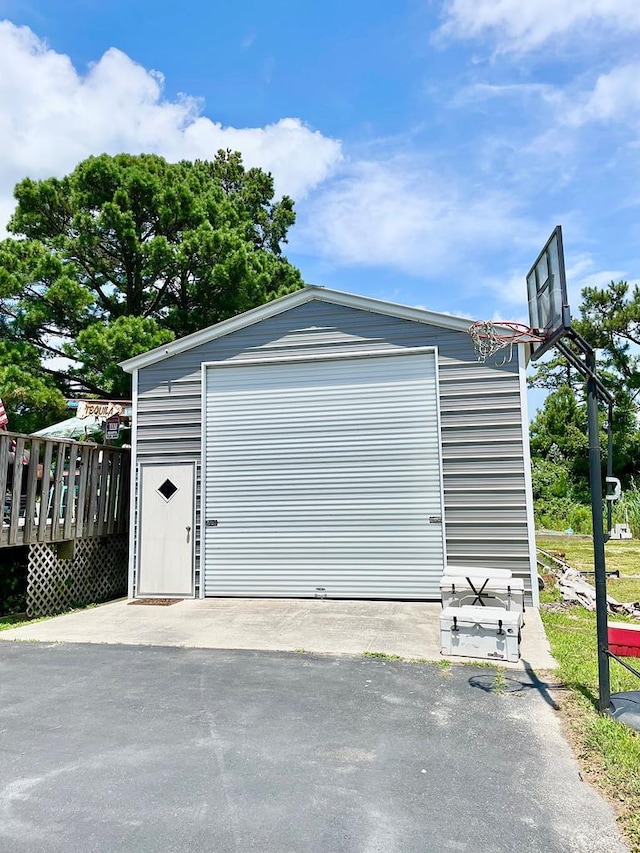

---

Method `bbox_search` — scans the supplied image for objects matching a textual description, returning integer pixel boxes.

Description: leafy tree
[67,316,173,399]
[528,280,640,501]
[530,380,640,492]
[530,387,590,494]
[0,339,67,433]
[528,280,640,401]
[578,280,640,400]
[0,151,303,401]
[526,352,583,394]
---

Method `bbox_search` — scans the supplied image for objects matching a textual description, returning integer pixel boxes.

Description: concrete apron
[0,598,558,670]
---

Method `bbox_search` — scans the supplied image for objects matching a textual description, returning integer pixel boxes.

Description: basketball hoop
[468,321,546,364]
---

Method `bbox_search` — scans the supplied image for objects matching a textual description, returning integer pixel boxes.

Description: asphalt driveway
[0,644,627,853]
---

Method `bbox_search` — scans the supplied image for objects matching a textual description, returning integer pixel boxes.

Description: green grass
[492,668,507,694]
[538,556,640,851]
[0,604,97,632]
[0,613,45,631]
[537,533,640,603]
[609,579,640,604]
[362,651,402,661]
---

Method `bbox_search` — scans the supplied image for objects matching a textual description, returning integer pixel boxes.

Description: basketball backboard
[526,225,571,361]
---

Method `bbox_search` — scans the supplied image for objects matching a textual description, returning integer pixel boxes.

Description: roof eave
[119,285,475,373]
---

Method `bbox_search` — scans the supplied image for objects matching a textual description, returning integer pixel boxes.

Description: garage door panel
[204,352,445,599]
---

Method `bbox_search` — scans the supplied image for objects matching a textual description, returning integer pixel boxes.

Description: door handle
[186,525,191,543]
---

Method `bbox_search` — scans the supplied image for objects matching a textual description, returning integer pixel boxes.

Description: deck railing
[0,431,130,547]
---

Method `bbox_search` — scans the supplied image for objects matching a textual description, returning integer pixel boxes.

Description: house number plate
[205,519,219,527]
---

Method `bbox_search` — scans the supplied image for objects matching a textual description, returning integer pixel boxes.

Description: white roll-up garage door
[203,351,445,599]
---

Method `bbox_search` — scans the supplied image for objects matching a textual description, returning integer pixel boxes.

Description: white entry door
[137,462,194,597]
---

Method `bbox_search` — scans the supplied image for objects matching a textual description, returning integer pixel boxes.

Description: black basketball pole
[527,225,613,716]
[586,349,611,714]
[557,335,613,714]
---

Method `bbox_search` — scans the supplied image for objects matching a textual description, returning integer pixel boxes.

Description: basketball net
[468,321,545,364]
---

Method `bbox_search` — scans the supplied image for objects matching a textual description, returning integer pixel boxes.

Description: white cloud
[439,0,640,52]
[295,157,530,277]
[457,63,640,187]
[484,271,529,307]
[479,250,627,325]
[0,19,532,290]
[0,20,343,232]
[491,253,631,315]
[565,63,640,127]
[454,82,560,106]
[564,256,629,309]
[484,252,629,321]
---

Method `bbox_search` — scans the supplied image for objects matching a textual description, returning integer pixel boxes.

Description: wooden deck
[1,431,130,547]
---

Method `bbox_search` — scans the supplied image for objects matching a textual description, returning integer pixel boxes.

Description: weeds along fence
[0,431,130,547]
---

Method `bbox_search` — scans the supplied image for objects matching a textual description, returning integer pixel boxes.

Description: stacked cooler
[439,568,525,663]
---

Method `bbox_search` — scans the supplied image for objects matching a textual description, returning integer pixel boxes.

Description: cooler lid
[445,566,513,580]
[439,576,525,593]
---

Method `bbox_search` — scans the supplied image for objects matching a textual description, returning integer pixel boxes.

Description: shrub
[0,547,28,615]
[534,497,593,534]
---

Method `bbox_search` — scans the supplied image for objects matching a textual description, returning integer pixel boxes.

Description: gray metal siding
[134,299,532,599]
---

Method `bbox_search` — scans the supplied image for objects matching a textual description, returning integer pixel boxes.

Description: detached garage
[121,286,538,605]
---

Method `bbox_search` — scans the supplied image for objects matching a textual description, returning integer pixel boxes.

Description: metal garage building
[121,286,538,606]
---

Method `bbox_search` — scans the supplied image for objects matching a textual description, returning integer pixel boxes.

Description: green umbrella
[32,416,102,441]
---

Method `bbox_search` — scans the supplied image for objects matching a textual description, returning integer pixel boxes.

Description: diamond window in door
[157,478,178,501]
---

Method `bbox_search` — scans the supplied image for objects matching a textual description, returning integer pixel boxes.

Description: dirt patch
[128,598,181,606]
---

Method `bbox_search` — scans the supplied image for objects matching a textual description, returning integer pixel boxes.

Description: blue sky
[1,0,639,335]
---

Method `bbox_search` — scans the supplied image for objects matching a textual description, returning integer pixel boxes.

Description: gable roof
[119,285,475,373]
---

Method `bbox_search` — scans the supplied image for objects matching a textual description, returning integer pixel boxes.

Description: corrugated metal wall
[134,299,533,600]
[203,352,446,598]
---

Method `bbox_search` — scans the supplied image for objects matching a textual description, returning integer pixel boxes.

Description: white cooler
[440,605,522,663]
[440,575,525,614]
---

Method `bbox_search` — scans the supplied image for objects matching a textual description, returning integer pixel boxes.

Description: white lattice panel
[27,535,127,617]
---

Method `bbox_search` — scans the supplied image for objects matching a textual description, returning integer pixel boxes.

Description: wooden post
[22,437,41,541]
[95,450,110,535]
[116,453,130,534]
[74,448,89,539]
[63,443,79,541]
[48,442,66,543]
[106,452,120,535]
[85,448,100,538]
[0,434,10,546]
[37,442,54,543]
[8,436,26,545]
